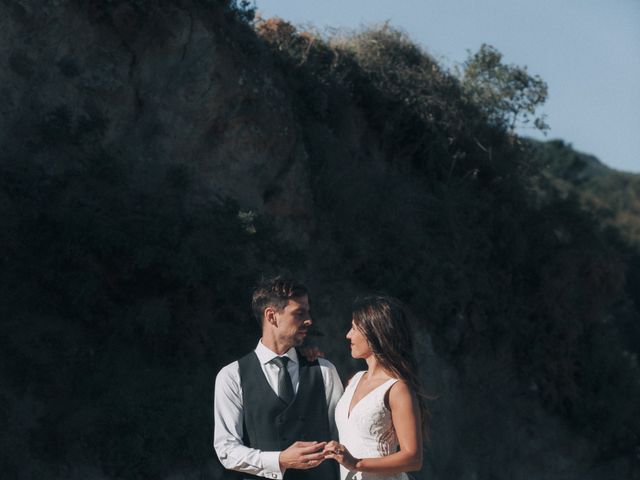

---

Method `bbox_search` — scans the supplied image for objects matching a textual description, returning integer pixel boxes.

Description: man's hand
[279,441,327,471]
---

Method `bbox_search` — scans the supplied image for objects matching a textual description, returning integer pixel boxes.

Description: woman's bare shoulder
[386,379,417,408]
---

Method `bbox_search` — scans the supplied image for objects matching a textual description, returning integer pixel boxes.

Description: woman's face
[346,320,373,359]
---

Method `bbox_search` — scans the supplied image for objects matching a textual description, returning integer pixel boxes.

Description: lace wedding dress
[334,371,409,480]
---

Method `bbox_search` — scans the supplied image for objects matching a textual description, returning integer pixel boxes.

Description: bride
[323,296,427,480]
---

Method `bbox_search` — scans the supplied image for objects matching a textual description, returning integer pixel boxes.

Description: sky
[256,0,640,173]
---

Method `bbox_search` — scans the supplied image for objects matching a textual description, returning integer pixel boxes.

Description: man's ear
[264,306,277,327]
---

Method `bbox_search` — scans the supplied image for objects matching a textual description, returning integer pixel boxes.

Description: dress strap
[384,377,399,387]
[380,377,400,394]
[346,370,366,389]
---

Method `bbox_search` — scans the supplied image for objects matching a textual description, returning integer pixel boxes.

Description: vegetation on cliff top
[256,15,639,463]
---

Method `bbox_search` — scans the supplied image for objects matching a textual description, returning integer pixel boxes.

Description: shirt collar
[255,340,298,365]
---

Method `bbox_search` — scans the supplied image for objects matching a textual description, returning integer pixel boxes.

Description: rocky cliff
[1,1,638,479]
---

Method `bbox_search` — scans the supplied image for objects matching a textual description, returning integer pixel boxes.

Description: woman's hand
[323,441,359,471]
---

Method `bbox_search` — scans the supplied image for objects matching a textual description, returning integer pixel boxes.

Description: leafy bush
[460,44,549,134]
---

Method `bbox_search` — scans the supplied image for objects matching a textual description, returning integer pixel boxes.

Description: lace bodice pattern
[334,371,409,480]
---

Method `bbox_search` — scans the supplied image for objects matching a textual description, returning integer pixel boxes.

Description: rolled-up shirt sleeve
[213,363,284,479]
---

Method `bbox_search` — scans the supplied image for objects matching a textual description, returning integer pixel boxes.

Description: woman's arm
[324,380,423,474]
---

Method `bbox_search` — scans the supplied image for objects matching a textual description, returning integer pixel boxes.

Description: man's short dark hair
[251,276,308,326]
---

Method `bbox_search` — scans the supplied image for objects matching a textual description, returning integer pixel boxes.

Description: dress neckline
[347,371,397,419]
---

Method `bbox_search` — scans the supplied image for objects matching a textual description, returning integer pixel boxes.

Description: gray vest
[237,350,339,480]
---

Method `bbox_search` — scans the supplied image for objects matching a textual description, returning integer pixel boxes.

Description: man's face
[273,295,312,348]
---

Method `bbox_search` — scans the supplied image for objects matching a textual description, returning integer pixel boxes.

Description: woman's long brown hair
[352,295,430,440]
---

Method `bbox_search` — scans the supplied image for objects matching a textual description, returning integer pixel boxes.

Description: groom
[214,276,343,480]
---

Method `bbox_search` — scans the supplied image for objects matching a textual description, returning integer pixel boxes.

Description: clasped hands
[323,440,359,470]
[279,440,358,472]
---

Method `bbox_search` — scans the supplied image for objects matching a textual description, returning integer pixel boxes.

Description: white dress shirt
[214,340,344,479]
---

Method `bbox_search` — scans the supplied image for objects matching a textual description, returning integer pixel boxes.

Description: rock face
[1,2,637,480]
[1,0,311,218]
